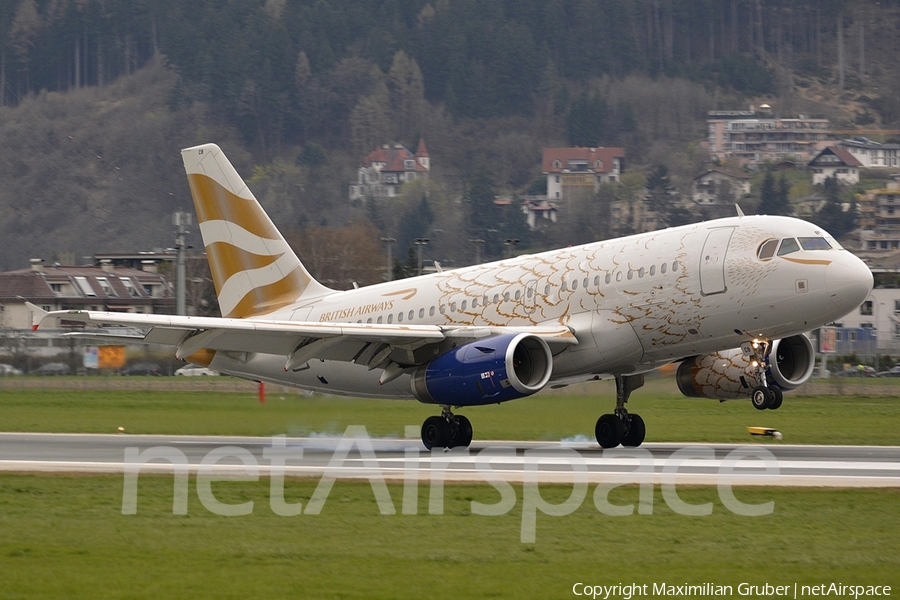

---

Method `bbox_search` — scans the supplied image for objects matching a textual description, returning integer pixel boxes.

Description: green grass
[0,475,898,599]
[1,377,900,444]
[1,379,899,598]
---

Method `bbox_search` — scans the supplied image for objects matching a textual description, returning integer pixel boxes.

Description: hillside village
[5,107,900,368]
[4,0,900,371]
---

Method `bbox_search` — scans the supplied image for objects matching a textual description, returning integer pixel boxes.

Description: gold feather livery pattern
[182,144,325,318]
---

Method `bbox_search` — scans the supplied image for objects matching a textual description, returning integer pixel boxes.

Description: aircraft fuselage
[211,214,870,400]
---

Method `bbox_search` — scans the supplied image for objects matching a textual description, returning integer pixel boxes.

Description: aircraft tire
[622,414,646,447]
[422,416,449,449]
[750,386,772,410]
[768,387,784,410]
[595,414,624,448]
[454,415,473,448]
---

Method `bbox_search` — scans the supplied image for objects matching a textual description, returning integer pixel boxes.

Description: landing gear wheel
[767,387,783,410]
[622,413,646,447]
[595,414,624,448]
[454,415,473,448]
[751,386,772,410]
[421,416,448,449]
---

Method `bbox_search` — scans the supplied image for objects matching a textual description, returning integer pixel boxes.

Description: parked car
[34,362,70,376]
[0,363,23,376]
[837,365,877,377]
[121,362,162,376]
[175,365,219,377]
[876,366,900,377]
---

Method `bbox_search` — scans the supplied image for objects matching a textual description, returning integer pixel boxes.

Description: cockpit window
[777,238,801,256]
[757,239,778,260]
[798,237,832,251]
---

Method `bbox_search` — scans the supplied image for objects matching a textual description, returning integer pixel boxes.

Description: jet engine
[676,334,816,400]
[411,333,553,406]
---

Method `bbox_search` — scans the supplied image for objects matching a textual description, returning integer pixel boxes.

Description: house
[827,286,900,356]
[543,147,624,201]
[808,146,862,185]
[706,106,830,166]
[692,169,751,205]
[839,138,900,169]
[349,140,430,201]
[793,195,827,219]
[0,259,174,330]
[858,182,900,252]
[519,196,559,229]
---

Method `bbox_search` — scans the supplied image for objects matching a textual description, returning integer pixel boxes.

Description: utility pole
[470,238,485,264]
[381,237,395,281]
[414,238,429,276]
[173,211,192,315]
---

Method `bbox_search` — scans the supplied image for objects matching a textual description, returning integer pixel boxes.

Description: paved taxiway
[1,433,898,487]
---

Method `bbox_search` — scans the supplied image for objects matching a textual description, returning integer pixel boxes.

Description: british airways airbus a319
[36,144,873,449]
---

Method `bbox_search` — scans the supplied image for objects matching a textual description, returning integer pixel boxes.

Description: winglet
[21,299,47,331]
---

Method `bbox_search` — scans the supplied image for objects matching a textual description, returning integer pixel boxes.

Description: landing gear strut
[421,406,473,450]
[595,374,646,448]
[745,340,783,411]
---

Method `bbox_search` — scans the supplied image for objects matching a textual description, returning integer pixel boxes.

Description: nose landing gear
[744,340,784,411]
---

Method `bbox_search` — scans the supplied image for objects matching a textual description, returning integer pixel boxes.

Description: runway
[1,432,899,487]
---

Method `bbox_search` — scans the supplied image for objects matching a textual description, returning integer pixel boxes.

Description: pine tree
[758,174,791,216]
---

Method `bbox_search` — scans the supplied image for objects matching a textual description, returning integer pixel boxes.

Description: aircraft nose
[826,253,873,316]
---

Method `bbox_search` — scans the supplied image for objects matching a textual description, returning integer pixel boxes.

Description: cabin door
[699,227,734,295]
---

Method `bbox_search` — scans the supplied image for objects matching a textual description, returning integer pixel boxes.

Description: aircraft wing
[36,309,577,368]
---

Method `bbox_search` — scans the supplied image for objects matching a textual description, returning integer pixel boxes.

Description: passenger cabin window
[757,239,778,260]
[777,238,801,256]
[799,237,832,251]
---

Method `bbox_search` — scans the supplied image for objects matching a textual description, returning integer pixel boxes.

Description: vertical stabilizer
[181,144,332,318]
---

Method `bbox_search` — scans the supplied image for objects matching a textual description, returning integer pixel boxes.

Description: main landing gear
[745,339,784,411]
[595,374,646,448]
[421,406,473,450]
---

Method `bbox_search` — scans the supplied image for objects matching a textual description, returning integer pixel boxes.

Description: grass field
[1,379,899,598]
[1,376,900,444]
[0,475,898,599]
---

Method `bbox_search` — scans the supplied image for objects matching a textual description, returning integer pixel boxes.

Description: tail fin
[181,143,332,318]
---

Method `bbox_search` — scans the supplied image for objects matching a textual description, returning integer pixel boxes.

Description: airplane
[35,143,873,449]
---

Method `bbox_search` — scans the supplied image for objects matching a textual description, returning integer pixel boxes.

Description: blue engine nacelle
[410,333,553,406]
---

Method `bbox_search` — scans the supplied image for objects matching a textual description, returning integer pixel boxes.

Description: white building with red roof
[808,146,862,185]
[349,140,430,201]
[543,147,625,200]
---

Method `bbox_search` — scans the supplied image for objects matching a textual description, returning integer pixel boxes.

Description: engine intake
[676,334,816,400]
[411,333,553,406]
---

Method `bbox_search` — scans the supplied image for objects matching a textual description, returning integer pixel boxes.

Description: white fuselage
[209,215,871,400]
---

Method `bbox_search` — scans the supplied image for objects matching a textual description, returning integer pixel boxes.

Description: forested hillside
[1,0,899,274]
